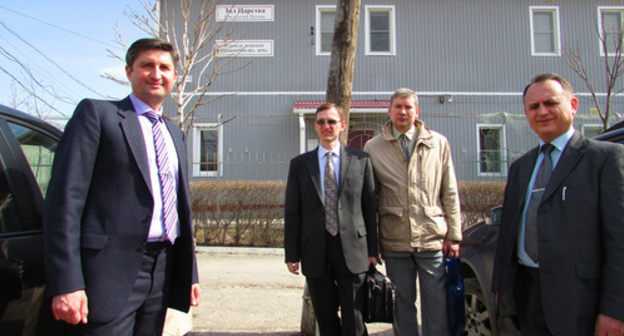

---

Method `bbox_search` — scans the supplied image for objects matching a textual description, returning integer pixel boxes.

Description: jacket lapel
[118,97,153,194]
[542,132,586,202]
[306,149,323,202]
[338,146,352,196]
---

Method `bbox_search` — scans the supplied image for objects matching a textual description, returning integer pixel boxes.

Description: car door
[0,113,64,335]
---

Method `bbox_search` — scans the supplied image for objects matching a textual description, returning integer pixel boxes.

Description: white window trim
[476,124,507,177]
[597,7,624,57]
[582,124,604,137]
[529,6,561,56]
[365,5,396,56]
[192,123,223,177]
[315,5,336,56]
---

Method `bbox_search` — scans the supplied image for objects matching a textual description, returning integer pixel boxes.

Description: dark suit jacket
[43,98,198,323]
[492,131,624,335]
[284,146,377,278]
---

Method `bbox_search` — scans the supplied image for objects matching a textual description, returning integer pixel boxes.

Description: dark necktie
[400,134,410,160]
[324,152,339,236]
[144,112,178,243]
[525,143,555,263]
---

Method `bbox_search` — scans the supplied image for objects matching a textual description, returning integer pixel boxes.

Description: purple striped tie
[144,112,178,243]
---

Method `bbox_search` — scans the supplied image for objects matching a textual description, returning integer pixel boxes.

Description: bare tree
[326,0,361,144]
[564,17,624,131]
[104,0,246,132]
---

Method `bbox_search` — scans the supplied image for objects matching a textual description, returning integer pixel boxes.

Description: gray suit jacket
[284,146,377,278]
[43,97,197,322]
[492,131,624,335]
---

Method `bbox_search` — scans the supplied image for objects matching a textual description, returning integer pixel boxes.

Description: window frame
[597,7,624,57]
[315,5,336,56]
[529,6,561,56]
[192,123,223,178]
[476,124,507,177]
[365,5,396,56]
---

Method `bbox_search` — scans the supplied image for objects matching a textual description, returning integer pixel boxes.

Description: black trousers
[77,242,173,336]
[515,265,552,336]
[306,233,368,336]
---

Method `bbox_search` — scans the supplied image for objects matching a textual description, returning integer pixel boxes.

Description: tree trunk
[326,0,361,145]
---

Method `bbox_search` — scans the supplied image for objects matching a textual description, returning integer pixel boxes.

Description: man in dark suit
[492,73,624,335]
[43,38,200,335]
[284,103,377,336]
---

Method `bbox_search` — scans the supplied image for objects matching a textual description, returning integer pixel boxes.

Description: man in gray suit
[44,38,200,335]
[492,73,624,335]
[284,103,377,336]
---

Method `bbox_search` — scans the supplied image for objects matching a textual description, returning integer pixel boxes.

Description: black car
[460,122,624,336]
[0,104,71,335]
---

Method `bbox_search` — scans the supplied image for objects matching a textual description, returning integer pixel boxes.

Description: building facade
[163,0,624,182]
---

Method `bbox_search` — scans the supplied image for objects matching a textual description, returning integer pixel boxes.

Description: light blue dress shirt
[318,144,341,200]
[517,127,575,267]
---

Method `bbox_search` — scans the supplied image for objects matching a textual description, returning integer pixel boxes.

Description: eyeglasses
[316,119,339,126]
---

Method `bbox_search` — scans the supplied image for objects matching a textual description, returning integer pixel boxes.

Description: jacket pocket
[576,263,601,280]
[81,232,108,250]
[424,206,448,236]
[357,226,367,238]
[379,206,403,217]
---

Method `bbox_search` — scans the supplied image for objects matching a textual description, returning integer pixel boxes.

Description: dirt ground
[186,247,394,335]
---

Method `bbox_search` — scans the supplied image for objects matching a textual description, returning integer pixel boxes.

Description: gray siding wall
[163,0,624,181]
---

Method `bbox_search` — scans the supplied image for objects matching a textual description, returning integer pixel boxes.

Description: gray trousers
[384,250,448,336]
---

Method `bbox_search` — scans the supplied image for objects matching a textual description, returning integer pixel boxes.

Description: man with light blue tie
[284,103,378,336]
[43,38,200,335]
[492,73,624,335]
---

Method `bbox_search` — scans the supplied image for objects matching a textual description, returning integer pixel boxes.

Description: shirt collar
[318,143,341,160]
[392,124,416,141]
[129,94,164,116]
[540,127,575,153]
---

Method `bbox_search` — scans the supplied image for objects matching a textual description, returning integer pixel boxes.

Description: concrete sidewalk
[187,246,394,335]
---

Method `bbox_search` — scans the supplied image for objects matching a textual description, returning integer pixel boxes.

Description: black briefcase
[363,266,395,323]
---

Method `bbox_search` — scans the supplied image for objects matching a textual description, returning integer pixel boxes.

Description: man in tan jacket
[364,88,461,336]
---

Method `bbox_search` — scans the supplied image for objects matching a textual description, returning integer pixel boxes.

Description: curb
[196,245,284,256]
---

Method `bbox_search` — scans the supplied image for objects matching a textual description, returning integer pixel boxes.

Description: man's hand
[286,262,300,275]
[51,290,88,325]
[368,256,378,268]
[443,239,460,259]
[595,314,624,336]
[190,283,201,306]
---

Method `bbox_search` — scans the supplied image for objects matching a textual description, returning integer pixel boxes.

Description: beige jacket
[364,120,461,252]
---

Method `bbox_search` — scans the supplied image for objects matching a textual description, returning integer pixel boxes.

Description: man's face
[126,49,177,110]
[524,79,578,143]
[388,95,419,133]
[314,107,345,149]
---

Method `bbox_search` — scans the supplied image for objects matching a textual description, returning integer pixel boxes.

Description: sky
[0,0,147,119]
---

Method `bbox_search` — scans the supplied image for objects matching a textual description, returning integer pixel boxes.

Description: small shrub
[458,181,506,229]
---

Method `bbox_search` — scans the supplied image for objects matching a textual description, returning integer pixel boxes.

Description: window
[8,122,57,197]
[598,7,624,56]
[316,6,336,55]
[583,124,604,139]
[192,124,222,177]
[530,6,560,56]
[365,6,395,55]
[477,125,506,176]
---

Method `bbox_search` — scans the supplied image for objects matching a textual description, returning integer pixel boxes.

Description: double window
[598,7,624,56]
[315,5,395,56]
[192,124,222,177]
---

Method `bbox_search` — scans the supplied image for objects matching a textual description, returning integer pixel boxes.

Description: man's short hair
[126,38,179,68]
[315,103,343,119]
[390,88,419,106]
[523,73,574,99]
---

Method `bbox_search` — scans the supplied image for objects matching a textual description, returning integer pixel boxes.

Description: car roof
[0,104,63,137]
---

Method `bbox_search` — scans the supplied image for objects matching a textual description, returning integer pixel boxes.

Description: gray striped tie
[145,112,178,243]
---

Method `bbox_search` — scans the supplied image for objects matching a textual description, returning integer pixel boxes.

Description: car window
[0,162,23,234]
[7,122,57,197]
